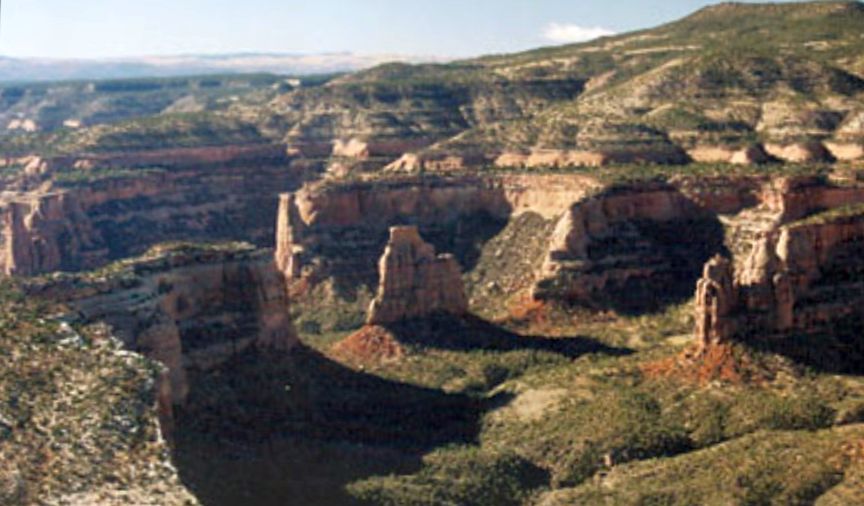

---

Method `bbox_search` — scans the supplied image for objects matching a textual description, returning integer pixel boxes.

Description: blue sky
[2,0,803,59]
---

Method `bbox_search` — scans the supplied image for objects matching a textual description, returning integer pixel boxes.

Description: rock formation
[273,173,599,288]
[687,145,771,165]
[694,256,737,352]
[27,244,297,406]
[0,143,302,277]
[693,189,864,350]
[367,226,467,325]
[533,182,725,310]
[0,191,100,276]
[275,173,781,315]
[275,193,306,279]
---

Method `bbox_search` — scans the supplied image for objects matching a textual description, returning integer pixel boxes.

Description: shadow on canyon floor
[381,313,634,358]
[172,346,485,506]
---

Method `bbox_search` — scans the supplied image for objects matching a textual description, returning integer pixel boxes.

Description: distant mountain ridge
[0,52,443,82]
[250,0,864,172]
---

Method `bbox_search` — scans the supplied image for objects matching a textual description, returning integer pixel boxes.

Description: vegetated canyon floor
[3,1,864,505]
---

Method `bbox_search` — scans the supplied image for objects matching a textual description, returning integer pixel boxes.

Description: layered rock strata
[0,143,303,276]
[27,244,297,406]
[275,174,599,292]
[279,171,864,328]
[533,182,726,309]
[694,187,864,349]
[276,173,786,314]
[368,226,467,324]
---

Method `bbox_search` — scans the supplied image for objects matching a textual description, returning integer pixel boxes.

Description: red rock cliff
[367,226,467,325]
[1,143,302,277]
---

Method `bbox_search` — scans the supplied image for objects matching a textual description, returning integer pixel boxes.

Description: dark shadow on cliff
[748,241,864,375]
[380,313,634,359]
[579,215,730,316]
[326,210,510,301]
[745,316,864,376]
[172,345,484,506]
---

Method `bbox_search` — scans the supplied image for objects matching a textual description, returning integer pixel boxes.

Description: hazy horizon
[0,0,818,60]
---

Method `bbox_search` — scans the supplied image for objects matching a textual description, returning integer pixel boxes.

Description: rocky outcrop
[275,173,777,315]
[494,150,608,169]
[0,143,304,276]
[27,244,297,406]
[384,152,475,173]
[277,170,864,330]
[275,193,306,278]
[367,226,467,324]
[694,196,864,348]
[764,142,834,163]
[687,145,771,165]
[533,183,726,311]
[274,174,599,290]
[824,141,864,161]
[0,191,101,276]
[694,256,738,351]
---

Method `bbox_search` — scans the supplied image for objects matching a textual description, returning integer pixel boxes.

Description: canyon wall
[0,143,304,276]
[275,174,600,294]
[275,173,773,315]
[27,244,297,407]
[694,180,864,349]
[533,182,728,311]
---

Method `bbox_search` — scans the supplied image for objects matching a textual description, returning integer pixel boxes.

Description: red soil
[330,325,405,366]
[642,343,769,385]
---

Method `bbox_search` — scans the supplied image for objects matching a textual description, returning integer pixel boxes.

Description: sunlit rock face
[367,226,467,325]
[0,144,302,277]
[692,177,864,351]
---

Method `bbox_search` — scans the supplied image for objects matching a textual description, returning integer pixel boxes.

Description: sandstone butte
[367,225,468,325]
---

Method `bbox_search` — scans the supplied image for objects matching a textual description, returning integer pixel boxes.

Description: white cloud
[543,23,616,44]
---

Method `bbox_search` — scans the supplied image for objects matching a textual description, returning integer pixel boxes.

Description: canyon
[0,143,302,276]
[6,136,864,505]
[24,243,298,435]
[5,2,864,505]
[271,167,864,376]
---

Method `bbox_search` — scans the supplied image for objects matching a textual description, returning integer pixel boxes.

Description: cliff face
[368,226,467,325]
[694,182,864,349]
[275,174,598,295]
[534,183,726,310]
[278,169,864,341]
[276,174,769,316]
[0,191,100,275]
[27,244,297,407]
[0,143,304,276]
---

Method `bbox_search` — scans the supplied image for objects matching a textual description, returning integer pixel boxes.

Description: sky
[0,0,807,60]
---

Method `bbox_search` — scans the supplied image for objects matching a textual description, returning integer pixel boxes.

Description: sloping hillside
[251,1,864,171]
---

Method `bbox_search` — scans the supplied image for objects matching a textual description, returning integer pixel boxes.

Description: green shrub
[348,447,548,506]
